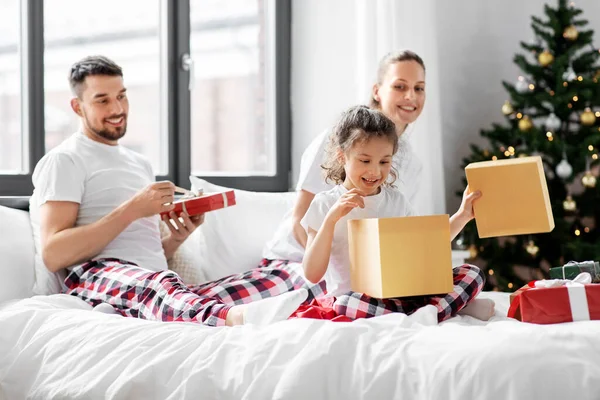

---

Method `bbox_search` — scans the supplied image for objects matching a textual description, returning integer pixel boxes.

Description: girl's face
[342,136,394,196]
[372,60,426,133]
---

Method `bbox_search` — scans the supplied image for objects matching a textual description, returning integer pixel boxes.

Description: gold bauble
[563,25,579,41]
[468,244,478,259]
[582,171,597,188]
[563,195,577,211]
[538,50,554,67]
[580,108,597,126]
[502,101,514,115]
[526,240,539,256]
[518,116,533,131]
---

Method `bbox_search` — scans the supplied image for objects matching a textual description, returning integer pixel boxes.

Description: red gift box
[160,191,236,218]
[508,283,600,324]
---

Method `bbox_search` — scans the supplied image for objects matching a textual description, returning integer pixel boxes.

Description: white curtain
[291,0,446,215]
[354,0,446,215]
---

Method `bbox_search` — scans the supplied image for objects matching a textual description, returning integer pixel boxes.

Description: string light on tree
[581,108,597,126]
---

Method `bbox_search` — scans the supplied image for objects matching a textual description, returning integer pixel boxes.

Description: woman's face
[372,60,426,132]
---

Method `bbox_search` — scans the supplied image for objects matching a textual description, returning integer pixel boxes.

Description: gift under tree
[458,0,600,292]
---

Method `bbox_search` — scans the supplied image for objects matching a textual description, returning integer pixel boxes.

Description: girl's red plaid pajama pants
[261,260,485,323]
[333,264,486,323]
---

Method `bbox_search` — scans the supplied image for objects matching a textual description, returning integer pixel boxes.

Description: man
[30,55,306,326]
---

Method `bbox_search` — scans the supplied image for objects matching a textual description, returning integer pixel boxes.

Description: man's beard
[84,113,127,141]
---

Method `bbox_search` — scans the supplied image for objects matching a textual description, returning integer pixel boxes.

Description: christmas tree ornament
[538,50,554,67]
[580,108,597,126]
[562,66,577,81]
[501,101,514,115]
[563,195,577,211]
[515,76,530,93]
[544,113,561,131]
[556,157,573,179]
[563,25,579,41]
[582,171,597,188]
[526,240,539,256]
[518,116,533,131]
[468,244,478,259]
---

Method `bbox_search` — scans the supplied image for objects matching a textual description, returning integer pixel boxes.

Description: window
[190,0,273,176]
[43,0,165,174]
[0,0,22,173]
[0,0,290,197]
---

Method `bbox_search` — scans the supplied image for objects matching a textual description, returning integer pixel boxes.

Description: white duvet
[1,292,600,400]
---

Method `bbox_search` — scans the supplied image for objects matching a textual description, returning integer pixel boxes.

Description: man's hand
[161,211,205,260]
[162,211,205,243]
[127,181,176,219]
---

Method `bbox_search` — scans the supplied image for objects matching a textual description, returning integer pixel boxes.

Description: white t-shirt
[262,127,423,262]
[301,185,415,297]
[29,132,168,272]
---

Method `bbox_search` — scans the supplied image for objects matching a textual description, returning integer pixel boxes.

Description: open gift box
[347,214,454,299]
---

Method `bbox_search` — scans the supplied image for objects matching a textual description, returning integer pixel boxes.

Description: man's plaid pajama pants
[64,258,294,327]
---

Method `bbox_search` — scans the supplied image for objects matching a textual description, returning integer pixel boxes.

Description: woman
[260,50,427,300]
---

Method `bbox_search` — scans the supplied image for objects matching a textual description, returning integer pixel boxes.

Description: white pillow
[190,177,296,281]
[0,206,35,303]
[159,221,208,285]
[29,196,66,295]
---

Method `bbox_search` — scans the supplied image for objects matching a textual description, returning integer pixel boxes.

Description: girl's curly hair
[322,105,399,185]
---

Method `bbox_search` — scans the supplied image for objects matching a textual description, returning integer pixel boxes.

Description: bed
[1,181,599,400]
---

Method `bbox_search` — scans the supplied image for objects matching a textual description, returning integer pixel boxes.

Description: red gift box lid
[160,190,236,218]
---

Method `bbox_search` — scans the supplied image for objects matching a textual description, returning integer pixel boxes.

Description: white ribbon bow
[533,272,592,322]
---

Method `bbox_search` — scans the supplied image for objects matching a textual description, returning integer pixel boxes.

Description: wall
[291,0,600,214]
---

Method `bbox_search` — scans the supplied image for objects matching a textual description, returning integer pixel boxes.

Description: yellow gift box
[465,156,554,238]
[347,215,454,299]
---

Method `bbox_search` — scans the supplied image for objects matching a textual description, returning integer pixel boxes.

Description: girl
[261,50,428,301]
[301,105,489,322]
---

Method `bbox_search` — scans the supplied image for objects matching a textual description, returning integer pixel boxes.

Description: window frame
[0,0,291,197]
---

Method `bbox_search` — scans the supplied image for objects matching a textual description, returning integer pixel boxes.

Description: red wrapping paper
[288,298,353,322]
[160,191,236,218]
[508,283,600,324]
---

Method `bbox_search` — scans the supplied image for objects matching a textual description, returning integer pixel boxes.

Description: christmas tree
[458,0,600,292]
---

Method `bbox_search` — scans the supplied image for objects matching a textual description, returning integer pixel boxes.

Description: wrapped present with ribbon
[508,272,600,324]
[549,260,600,283]
[160,190,236,218]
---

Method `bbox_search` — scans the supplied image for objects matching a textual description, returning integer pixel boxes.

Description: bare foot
[225,305,247,326]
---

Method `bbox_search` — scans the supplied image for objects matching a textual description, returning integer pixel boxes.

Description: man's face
[74,75,129,143]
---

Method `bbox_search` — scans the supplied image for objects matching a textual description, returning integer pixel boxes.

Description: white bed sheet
[1,292,600,400]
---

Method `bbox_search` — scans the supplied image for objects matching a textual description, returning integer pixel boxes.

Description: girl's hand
[326,188,365,223]
[457,185,482,221]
